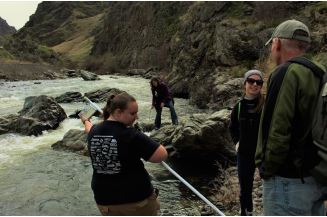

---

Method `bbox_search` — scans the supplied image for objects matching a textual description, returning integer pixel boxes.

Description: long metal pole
[161,161,225,216]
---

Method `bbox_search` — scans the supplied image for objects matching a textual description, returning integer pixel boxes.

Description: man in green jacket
[255,19,327,215]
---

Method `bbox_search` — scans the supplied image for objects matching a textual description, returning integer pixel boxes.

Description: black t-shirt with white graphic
[87,120,159,205]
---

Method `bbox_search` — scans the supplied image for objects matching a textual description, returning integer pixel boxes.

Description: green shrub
[0,47,14,59]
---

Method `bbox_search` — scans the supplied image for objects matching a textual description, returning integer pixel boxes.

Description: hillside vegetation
[52,13,104,64]
[2,2,327,109]
[2,2,108,65]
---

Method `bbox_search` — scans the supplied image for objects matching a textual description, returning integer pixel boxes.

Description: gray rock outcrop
[63,69,80,78]
[52,129,88,155]
[80,70,100,81]
[209,77,244,110]
[0,95,67,136]
[0,17,16,36]
[85,88,123,102]
[55,92,83,103]
[150,109,235,160]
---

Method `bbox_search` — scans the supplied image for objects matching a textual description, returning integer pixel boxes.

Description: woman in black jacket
[150,77,178,129]
[229,70,264,216]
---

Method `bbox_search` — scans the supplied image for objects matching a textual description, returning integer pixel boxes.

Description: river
[0,75,217,215]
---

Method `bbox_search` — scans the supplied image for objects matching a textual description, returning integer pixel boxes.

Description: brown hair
[254,93,265,113]
[103,92,136,120]
[150,77,161,89]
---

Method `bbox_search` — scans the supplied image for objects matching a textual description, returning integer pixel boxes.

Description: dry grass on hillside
[52,13,103,63]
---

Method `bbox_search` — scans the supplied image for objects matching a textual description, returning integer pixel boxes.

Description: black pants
[237,152,255,215]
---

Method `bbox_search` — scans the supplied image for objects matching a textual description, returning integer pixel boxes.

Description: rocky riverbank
[0,61,64,81]
[0,61,106,82]
[0,75,213,215]
[211,166,263,216]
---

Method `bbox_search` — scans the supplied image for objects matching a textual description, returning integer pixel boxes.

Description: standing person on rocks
[150,77,178,129]
[255,19,327,215]
[229,69,265,216]
[81,92,168,216]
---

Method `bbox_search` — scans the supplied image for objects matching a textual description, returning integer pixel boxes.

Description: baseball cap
[265,19,311,46]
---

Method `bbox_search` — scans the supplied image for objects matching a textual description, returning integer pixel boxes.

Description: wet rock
[80,70,100,81]
[51,129,88,155]
[127,69,146,76]
[68,109,101,119]
[0,95,67,136]
[150,109,235,160]
[63,69,80,78]
[85,88,123,102]
[151,125,177,146]
[55,92,83,103]
[138,122,155,132]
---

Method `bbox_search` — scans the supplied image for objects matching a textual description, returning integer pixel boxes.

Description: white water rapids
[0,75,210,215]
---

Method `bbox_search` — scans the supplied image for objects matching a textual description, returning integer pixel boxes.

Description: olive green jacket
[255,58,325,178]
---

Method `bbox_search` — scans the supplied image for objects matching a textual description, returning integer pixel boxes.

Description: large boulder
[62,69,80,78]
[150,109,235,160]
[52,129,88,155]
[85,88,123,102]
[127,69,146,76]
[80,70,100,81]
[55,92,83,103]
[209,77,243,110]
[0,95,67,136]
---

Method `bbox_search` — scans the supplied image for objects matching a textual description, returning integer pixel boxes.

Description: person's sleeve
[133,130,160,161]
[151,88,156,106]
[263,68,297,177]
[162,83,170,102]
[229,104,240,145]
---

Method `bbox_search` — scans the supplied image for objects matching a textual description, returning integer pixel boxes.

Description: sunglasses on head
[246,78,263,86]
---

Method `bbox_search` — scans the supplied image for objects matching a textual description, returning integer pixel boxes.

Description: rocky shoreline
[211,166,263,216]
[0,75,258,215]
[0,62,64,81]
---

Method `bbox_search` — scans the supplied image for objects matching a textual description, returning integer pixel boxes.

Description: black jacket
[151,82,172,108]
[229,97,262,158]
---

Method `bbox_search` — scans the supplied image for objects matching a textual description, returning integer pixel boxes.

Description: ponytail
[102,92,136,120]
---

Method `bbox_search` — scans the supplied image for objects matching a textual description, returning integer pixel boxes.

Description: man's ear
[275,38,281,51]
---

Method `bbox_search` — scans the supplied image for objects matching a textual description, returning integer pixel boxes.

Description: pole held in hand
[84,96,103,114]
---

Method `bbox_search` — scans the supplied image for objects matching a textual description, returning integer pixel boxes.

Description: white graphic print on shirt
[90,135,121,174]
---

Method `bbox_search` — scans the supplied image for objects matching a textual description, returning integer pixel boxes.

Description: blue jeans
[263,176,327,215]
[155,100,178,129]
[237,153,256,215]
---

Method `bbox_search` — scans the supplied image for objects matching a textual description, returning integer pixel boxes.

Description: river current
[0,75,212,215]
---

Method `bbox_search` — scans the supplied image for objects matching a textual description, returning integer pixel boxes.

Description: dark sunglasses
[246,78,263,86]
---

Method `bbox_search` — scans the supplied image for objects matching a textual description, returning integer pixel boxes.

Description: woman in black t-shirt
[229,70,264,216]
[81,92,167,216]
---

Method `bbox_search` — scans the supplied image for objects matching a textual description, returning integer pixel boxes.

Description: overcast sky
[0,1,40,30]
